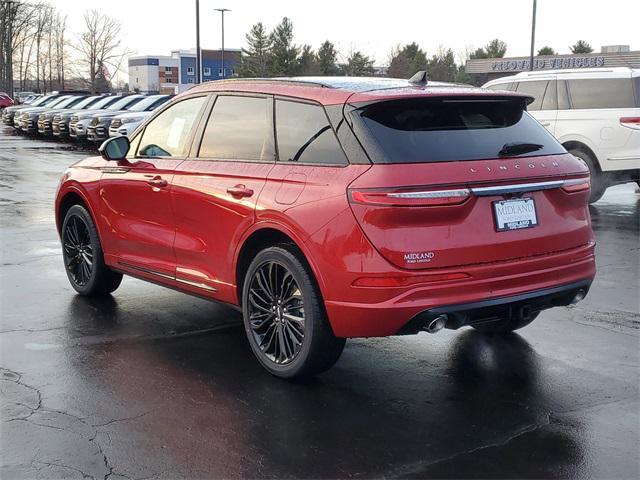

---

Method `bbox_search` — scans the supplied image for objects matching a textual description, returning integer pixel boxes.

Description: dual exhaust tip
[425,314,448,334]
[422,288,588,335]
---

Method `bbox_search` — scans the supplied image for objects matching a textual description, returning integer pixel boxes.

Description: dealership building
[128,48,241,94]
[465,45,640,85]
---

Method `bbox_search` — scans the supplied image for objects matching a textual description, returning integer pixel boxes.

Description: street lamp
[195,0,201,83]
[529,0,537,71]
[214,8,231,79]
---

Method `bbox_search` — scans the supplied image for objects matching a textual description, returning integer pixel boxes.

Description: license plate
[493,198,538,231]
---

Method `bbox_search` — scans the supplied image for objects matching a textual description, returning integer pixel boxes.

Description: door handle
[146,176,168,188]
[539,121,551,127]
[227,184,254,198]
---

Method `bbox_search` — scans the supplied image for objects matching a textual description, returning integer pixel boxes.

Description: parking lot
[0,127,638,478]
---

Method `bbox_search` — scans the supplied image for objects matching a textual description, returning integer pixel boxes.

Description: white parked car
[484,67,640,202]
[108,94,172,138]
[108,110,154,137]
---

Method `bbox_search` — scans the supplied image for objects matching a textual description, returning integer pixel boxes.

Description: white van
[484,68,640,202]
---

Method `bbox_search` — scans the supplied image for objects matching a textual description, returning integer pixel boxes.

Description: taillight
[352,272,470,288]
[562,178,590,193]
[620,117,640,130]
[349,187,471,207]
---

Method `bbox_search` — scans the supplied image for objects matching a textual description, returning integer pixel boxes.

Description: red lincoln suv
[55,75,596,378]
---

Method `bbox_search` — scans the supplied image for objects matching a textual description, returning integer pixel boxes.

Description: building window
[218,68,224,77]
[187,67,194,75]
[204,67,211,76]
[165,67,172,72]
[187,78,195,84]
[229,69,234,76]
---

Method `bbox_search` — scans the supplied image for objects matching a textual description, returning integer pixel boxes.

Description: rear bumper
[398,279,591,334]
[324,243,596,337]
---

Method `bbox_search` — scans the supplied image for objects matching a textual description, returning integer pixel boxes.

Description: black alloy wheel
[242,246,345,379]
[63,214,94,287]
[247,260,306,365]
[61,205,122,296]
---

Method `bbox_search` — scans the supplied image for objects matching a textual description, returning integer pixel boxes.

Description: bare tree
[32,4,50,92]
[54,14,66,89]
[74,10,127,93]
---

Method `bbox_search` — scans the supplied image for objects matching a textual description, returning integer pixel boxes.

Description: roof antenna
[408,70,428,85]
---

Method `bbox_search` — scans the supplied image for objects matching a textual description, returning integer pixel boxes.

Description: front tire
[61,205,123,296]
[242,245,345,379]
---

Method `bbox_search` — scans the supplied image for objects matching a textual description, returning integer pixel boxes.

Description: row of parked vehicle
[1,91,172,144]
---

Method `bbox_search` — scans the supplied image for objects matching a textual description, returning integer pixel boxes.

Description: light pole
[214,8,230,79]
[529,0,537,71]
[195,0,201,83]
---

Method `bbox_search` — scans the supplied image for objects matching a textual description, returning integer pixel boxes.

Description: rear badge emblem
[404,252,435,264]
[469,160,560,173]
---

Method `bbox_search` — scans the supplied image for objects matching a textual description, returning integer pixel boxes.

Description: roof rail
[196,78,334,89]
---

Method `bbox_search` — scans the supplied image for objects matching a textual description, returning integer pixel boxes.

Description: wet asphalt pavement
[0,128,638,480]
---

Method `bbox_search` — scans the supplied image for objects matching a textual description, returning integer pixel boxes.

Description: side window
[199,95,273,161]
[568,79,636,109]
[541,79,558,110]
[275,100,348,165]
[558,80,570,110]
[516,81,548,111]
[138,96,206,157]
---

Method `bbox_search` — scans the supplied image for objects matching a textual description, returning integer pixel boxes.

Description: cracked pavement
[0,128,639,478]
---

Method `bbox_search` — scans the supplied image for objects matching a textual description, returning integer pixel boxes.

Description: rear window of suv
[568,78,636,109]
[354,97,565,164]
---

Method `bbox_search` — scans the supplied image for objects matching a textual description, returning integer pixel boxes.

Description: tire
[568,147,606,203]
[241,245,345,379]
[471,312,539,334]
[61,205,123,296]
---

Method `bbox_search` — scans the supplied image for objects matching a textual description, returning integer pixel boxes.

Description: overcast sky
[53,0,638,68]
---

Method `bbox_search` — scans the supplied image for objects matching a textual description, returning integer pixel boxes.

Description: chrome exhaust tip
[425,314,448,334]
[571,289,587,304]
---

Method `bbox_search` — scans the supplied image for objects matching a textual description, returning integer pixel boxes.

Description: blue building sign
[492,56,605,72]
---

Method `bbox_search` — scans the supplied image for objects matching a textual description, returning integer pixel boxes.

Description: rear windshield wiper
[498,142,543,157]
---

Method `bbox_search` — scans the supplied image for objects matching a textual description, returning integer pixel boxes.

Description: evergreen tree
[387,48,411,78]
[341,51,374,76]
[388,42,427,78]
[427,48,457,82]
[454,65,471,84]
[485,39,507,58]
[298,45,319,75]
[537,46,556,56]
[238,22,271,77]
[570,40,593,54]
[317,41,339,75]
[405,42,428,75]
[469,47,489,59]
[269,17,299,76]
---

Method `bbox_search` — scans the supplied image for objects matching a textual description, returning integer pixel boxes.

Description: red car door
[99,95,209,279]
[171,94,275,303]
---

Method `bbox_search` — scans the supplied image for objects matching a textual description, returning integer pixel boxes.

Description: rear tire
[568,147,606,203]
[61,205,123,296]
[241,245,345,379]
[471,312,539,334]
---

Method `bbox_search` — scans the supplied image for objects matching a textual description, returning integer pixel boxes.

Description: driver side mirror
[99,136,130,161]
